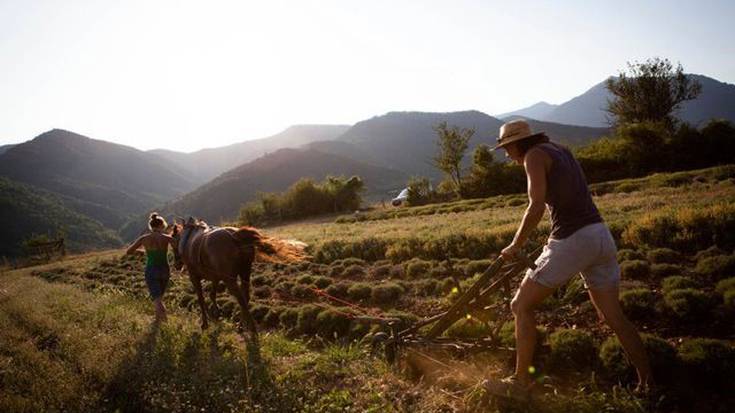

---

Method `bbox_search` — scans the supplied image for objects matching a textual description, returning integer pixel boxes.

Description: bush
[617,249,645,262]
[416,279,438,297]
[275,280,294,295]
[405,259,432,278]
[342,264,366,278]
[325,282,350,299]
[445,318,492,339]
[329,265,344,277]
[715,277,735,294]
[335,258,367,267]
[253,286,271,299]
[694,246,726,261]
[723,289,735,309]
[279,308,300,329]
[251,274,270,287]
[497,321,547,349]
[650,263,682,279]
[313,276,332,289]
[371,264,391,279]
[316,309,353,338]
[663,288,714,321]
[661,276,697,294]
[250,304,270,323]
[347,283,372,301]
[694,254,735,280]
[291,284,314,299]
[547,329,596,372]
[263,307,284,328]
[465,259,493,277]
[296,304,322,334]
[599,334,677,383]
[371,283,404,304]
[620,260,650,280]
[646,248,681,264]
[297,274,315,285]
[678,338,735,388]
[619,288,655,320]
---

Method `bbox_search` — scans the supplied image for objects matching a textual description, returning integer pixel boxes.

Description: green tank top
[146,249,168,267]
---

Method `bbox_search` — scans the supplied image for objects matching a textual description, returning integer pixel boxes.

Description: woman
[487,120,651,396]
[126,213,175,321]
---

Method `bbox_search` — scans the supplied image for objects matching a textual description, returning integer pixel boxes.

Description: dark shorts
[145,265,170,300]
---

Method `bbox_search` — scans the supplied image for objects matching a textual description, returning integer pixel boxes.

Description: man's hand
[501,243,522,259]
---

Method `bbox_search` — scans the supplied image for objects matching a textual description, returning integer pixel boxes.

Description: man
[489,119,651,395]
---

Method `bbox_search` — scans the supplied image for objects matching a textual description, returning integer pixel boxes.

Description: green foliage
[605,58,701,129]
[677,338,735,388]
[315,309,353,338]
[547,329,597,372]
[619,288,655,320]
[617,249,645,262]
[347,283,372,301]
[650,263,681,278]
[313,238,388,263]
[324,282,349,299]
[296,304,322,335]
[370,283,404,304]
[619,260,650,280]
[599,334,677,383]
[715,277,735,294]
[646,248,681,264]
[445,318,492,339]
[661,276,697,294]
[238,175,364,226]
[694,254,735,280]
[663,288,714,321]
[405,259,432,278]
[462,144,526,199]
[431,122,474,195]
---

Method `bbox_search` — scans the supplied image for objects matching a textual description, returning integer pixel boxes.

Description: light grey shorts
[525,222,620,290]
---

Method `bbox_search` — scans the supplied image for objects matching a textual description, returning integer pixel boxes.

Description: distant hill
[148,124,351,183]
[0,129,198,229]
[504,74,735,127]
[331,110,609,179]
[152,147,407,228]
[0,144,16,155]
[496,101,558,120]
[0,177,121,257]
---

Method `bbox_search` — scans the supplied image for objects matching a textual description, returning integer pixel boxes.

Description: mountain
[148,124,351,183]
[0,177,121,257]
[154,147,408,226]
[509,74,735,128]
[0,144,16,155]
[496,102,558,120]
[331,110,609,179]
[0,129,199,229]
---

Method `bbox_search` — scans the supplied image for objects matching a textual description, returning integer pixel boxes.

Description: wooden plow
[370,250,540,364]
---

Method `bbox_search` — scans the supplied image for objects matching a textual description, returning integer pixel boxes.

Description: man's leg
[511,276,555,385]
[588,287,651,388]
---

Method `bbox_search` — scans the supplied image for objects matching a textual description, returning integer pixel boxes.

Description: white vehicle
[391,188,409,206]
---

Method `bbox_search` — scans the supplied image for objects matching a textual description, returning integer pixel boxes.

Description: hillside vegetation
[4,165,734,412]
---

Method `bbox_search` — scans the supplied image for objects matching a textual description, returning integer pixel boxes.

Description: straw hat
[493,119,546,150]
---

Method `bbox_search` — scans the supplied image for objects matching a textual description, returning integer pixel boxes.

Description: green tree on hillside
[606,58,702,129]
[432,122,474,196]
[463,144,526,198]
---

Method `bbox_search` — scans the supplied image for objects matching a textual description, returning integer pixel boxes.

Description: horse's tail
[233,226,308,263]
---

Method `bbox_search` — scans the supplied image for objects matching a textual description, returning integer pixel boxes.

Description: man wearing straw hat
[485,119,651,397]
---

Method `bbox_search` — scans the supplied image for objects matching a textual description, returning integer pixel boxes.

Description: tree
[406,176,433,206]
[606,58,702,130]
[432,122,474,196]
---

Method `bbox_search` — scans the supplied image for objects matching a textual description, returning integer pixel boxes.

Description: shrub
[253,286,271,299]
[405,259,432,278]
[678,338,735,388]
[650,263,682,278]
[336,258,367,267]
[329,265,344,277]
[371,264,391,279]
[693,246,726,262]
[715,277,735,294]
[279,308,300,329]
[547,329,596,371]
[325,282,350,299]
[619,288,655,320]
[347,283,372,301]
[388,264,405,278]
[599,334,677,383]
[497,321,547,348]
[445,318,492,339]
[250,304,270,323]
[275,280,294,295]
[617,249,645,262]
[342,264,366,278]
[290,284,314,299]
[465,259,493,277]
[371,283,404,304]
[313,276,332,289]
[646,248,681,264]
[296,305,322,334]
[263,307,284,328]
[416,279,438,297]
[723,289,735,309]
[663,288,713,321]
[297,274,315,285]
[694,254,735,280]
[316,309,353,338]
[661,276,697,294]
[620,260,650,280]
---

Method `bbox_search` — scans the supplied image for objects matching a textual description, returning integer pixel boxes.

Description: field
[2,165,735,412]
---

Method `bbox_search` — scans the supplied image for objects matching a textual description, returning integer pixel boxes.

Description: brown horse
[171,217,305,337]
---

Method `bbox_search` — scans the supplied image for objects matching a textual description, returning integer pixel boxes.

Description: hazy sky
[1,0,733,152]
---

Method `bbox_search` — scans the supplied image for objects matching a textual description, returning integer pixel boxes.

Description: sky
[1,0,734,152]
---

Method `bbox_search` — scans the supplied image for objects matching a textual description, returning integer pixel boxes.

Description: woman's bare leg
[510,277,555,385]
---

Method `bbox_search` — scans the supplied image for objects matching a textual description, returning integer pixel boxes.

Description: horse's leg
[210,279,220,319]
[238,261,258,338]
[191,272,209,330]
[223,277,258,339]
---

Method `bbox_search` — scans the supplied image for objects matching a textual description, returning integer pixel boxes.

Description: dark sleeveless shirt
[536,142,602,239]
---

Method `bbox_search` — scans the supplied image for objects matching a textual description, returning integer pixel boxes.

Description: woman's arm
[125,235,146,256]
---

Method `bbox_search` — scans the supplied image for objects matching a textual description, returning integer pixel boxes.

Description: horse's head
[171,223,185,271]
[171,217,203,271]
